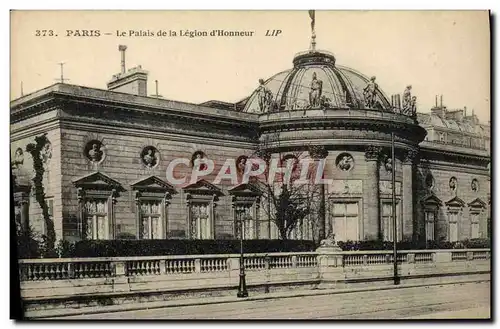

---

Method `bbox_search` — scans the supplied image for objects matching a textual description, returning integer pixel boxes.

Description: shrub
[462,238,490,249]
[16,226,41,259]
[55,239,76,258]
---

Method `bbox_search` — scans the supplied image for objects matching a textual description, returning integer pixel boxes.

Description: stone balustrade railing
[18,249,490,282]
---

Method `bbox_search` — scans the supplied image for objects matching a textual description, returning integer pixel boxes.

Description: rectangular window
[470,213,479,239]
[331,202,359,242]
[381,201,402,242]
[269,222,279,239]
[84,199,109,240]
[291,216,313,240]
[448,212,459,242]
[191,203,212,239]
[425,211,435,241]
[140,201,162,239]
[236,206,255,240]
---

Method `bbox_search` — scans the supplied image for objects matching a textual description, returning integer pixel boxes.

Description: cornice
[258,115,426,145]
[420,140,489,156]
[10,119,61,141]
[11,84,259,127]
[417,161,489,175]
[419,146,490,164]
[259,136,420,154]
[419,123,490,139]
[57,118,258,148]
[58,96,258,129]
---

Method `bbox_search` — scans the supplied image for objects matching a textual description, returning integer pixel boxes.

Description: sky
[10,10,490,122]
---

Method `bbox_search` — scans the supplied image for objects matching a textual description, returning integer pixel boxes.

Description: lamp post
[392,132,400,285]
[237,208,248,298]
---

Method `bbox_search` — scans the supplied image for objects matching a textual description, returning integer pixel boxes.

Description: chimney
[440,95,443,108]
[431,106,446,118]
[395,94,401,109]
[445,109,463,121]
[107,45,148,96]
[435,95,438,107]
[119,45,127,73]
[464,106,467,117]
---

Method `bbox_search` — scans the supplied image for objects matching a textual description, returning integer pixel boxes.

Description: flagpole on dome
[309,10,316,52]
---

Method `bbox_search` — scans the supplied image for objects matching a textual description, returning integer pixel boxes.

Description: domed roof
[243,50,392,113]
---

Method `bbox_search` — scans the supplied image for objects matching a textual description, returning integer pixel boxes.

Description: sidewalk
[27,278,489,319]
[405,306,490,319]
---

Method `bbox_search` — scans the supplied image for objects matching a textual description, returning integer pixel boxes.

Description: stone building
[11,46,490,244]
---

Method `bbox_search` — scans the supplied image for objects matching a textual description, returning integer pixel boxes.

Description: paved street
[58,281,490,320]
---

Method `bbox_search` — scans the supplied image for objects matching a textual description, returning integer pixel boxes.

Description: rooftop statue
[309,72,323,108]
[410,96,417,118]
[363,76,378,108]
[256,79,274,113]
[402,85,413,115]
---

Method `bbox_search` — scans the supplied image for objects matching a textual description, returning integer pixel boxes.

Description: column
[255,199,260,239]
[134,191,142,239]
[161,195,170,240]
[402,149,418,240]
[211,194,218,239]
[186,194,193,239]
[308,145,328,241]
[76,187,85,239]
[364,146,382,240]
[109,189,118,240]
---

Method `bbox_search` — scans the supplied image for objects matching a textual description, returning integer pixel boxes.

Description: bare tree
[250,132,321,240]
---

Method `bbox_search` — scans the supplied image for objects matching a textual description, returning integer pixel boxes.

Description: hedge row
[59,239,318,258]
[336,239,491,251]
[17,238,491,259]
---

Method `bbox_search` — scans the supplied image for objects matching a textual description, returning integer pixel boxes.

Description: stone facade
[11,50,490,244]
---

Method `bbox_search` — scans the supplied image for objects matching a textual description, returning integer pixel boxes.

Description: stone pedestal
[316,235,344,288]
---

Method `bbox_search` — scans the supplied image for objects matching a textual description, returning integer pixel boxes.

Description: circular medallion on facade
[336,153,354,171]
[84,140,105,163]
[471,178,479,193]
[141,146,159,168]
[236,155,248,174]
[191,150,208,171]
[425,174,435,190]
[449,176,458,191]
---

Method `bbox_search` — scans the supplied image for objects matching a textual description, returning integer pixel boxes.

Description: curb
[27,278,490,319]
